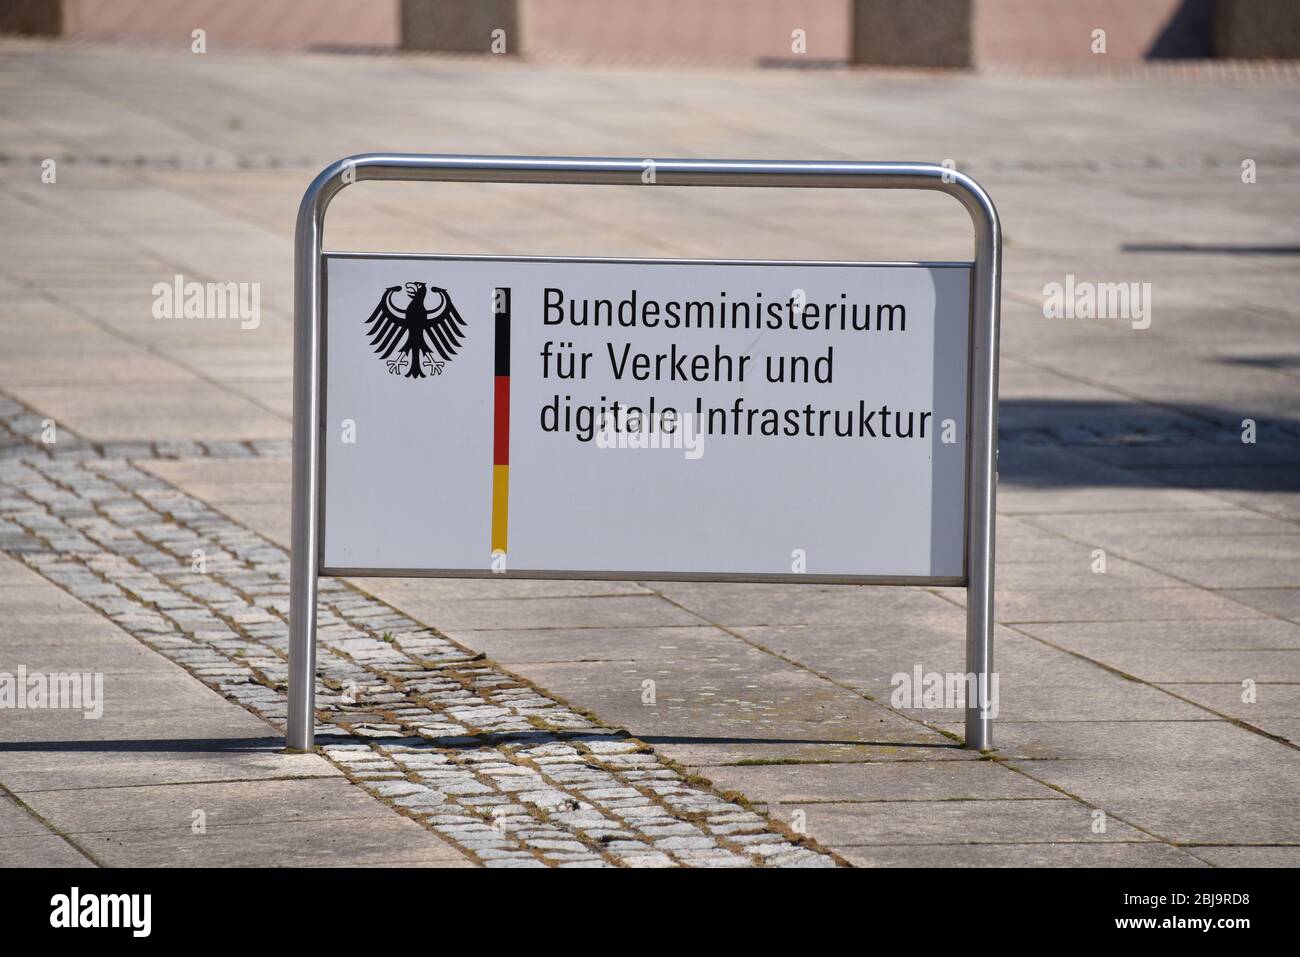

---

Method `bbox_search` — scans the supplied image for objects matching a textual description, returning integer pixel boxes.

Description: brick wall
[3,0,1295,63]
[3,0,399,50]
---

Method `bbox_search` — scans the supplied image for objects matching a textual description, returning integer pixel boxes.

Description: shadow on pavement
[0,737,286,753]
[1120,243,1300,255]
[998,398,1300,490]
[0,734,966,753]
[634,735,961,749]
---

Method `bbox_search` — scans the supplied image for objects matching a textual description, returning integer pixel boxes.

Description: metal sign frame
[288,153,1001,752]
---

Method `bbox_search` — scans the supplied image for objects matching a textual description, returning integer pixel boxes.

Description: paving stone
[9,46,1296,870]
[1189,846,1300,867]
[0,454,832,867]
[985,722,1300,845]
[696,759,1061,803]
[0,833,97,868]
[766,799,1154,846]
[839,843,1204,868]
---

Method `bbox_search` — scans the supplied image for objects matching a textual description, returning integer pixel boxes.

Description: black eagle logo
[365,282,468,378]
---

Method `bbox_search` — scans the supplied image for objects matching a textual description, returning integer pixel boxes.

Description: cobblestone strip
[0,420,835,868]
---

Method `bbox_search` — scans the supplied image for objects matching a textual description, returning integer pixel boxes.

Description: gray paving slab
[18,778,472,866]
[0,833,97,868]
[15,382,288,443]
[519,659,957,767]
[1018,620,1300,684]
[983,723,1300,844]
[838,843,1206,868]
[2,39,1299,866]
[0,791,50,837]
[1,591,126,623]
[1159,559,1300,589]
[765,799,1154,846]
[0,554,472,866]
[648,582,961,628]
[3,681,274,741]
[1257,719,1300,744]
[0,470,834,867]
[1083,648,1300,684]
[360,576,656,603]
[67,818,477,868]
[1022,618,1300,654]
[1189,846,1300,868]
[992,558,1185,591]
[358,592,703,631]
[999,486,1228,516]
[1,635,183,674]
[985,526,1094,564]
[696,759,1061,804]
[737,625,1213,723]
[731,622,968,693]
[1155,682,1300,726]
[0,748,340,795]
[1208,491,1300,524]
[986,587,1267,624]
[436,625,754,665]
[1092,535,1300,564]
[1220,588,1300,624]
[1025,509,1300,543]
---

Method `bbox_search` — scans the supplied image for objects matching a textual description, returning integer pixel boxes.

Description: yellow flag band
[491,464,509,553]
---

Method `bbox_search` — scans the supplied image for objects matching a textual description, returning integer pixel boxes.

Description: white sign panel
[321,254,970,581]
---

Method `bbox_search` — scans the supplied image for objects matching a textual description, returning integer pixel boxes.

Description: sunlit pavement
[2,39,1299,866]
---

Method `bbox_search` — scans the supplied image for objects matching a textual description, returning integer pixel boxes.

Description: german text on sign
[322,254,970,580]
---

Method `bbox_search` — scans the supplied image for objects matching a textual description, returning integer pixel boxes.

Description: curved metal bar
[287,154,1001,751]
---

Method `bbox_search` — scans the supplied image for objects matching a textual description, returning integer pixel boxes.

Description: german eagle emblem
[365,282,468,378]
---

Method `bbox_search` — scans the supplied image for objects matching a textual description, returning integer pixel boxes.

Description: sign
[321,254,970,581]
[286,154,1002,752]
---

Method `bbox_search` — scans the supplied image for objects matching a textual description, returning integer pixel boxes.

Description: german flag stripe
[491,288,510,554]
[491,464,509,554]
[493,376,510,465]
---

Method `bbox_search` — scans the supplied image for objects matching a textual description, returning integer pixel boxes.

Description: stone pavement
[0,538,471,868]
[1,38,1299,867]
[0,406,832,867]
